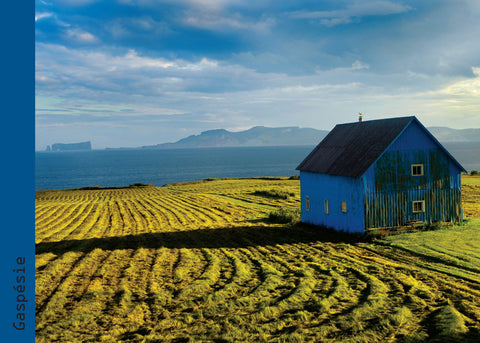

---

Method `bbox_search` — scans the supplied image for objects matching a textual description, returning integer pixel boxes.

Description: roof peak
[297,116,416,177]
[297,115,465,176]
[338,115,416,126]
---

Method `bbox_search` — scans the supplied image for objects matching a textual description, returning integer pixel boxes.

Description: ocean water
[35,146,313,190]
[35,143,480,191]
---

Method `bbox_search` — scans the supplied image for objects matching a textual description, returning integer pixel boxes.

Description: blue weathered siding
[363,120,463,228]
[300,171,364,233]
[299,118,464,232]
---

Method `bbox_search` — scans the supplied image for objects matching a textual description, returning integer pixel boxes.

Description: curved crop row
[35,179,480,343]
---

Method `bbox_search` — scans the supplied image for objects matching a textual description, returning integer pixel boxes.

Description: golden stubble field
[35,177,480,342]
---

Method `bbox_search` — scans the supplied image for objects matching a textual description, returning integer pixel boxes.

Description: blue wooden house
[296,116,466,233]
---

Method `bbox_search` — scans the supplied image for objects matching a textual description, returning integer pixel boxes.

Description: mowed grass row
[35,177,480,342]
[35,186,265,243]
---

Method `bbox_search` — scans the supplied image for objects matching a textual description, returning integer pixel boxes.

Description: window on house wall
[412,200,425,213]
[306,196,310,211]
[411,164,424,176]
[324,199,329,214]
[341,201,347,213]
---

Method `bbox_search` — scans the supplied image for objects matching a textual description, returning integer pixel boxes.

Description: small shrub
[470,170,479,176]
[252,189,292,199]
[128,183,151,187]
[423,222,443,231]
[268,207,300,224]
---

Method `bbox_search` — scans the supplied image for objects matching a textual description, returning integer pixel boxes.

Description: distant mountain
[141,126,330,149]
[134,125,480,149]
[47,141,92,151]
[428,127,480,142]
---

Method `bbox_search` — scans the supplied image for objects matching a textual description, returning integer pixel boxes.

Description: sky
[35,0,480,150]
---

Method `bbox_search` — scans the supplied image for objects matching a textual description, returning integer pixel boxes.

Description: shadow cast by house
[36,223,363,255]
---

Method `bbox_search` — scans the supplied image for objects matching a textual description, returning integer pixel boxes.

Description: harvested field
[35,177,480,342]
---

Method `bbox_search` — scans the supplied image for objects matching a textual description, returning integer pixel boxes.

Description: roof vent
[358,112,364,122]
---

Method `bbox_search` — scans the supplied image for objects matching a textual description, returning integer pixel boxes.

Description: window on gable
[411,164,424,176]
[341,201,347,213]
[306,196,310,211]
[324,199,329,214]
[412,200,425,213]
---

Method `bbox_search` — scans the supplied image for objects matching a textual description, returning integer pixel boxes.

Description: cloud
[35,11,71,28]
[114,0,274,34]
[35,12,54,22]
[182,11,274,33]
[35,42,373,136]
[35,43,263,99]
[425,67,480,97]
[351,60,370,70]
[35,73,60,84]
[105,16,170,39]
[180,0,241,11]
[121,49,176,68]
[292,0,412,26]
[37,44,219,74]
[105,49,219,72]
[65,28,98,43]
[439,67,480,96]
[53,0,102,6]
[118,0,243,11]
[318,60,370,74]
[38,42,472,125]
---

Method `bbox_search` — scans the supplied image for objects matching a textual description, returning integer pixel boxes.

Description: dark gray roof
[296,116,416,177]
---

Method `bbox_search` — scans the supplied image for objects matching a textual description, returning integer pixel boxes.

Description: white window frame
[412,200,425,213]
[341,201,347,213]
[324,199,329,214]
[411,164,424,176]
[306,196,310,211]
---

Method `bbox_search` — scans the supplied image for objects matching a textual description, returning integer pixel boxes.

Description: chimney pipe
[358,113,364,122]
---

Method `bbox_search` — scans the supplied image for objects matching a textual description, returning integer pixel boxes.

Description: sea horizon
[35,143,480,191]
[35,145,313,191]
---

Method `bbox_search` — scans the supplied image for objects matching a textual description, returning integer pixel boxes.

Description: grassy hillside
[35,177,480,342]
[463,176,480,217]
